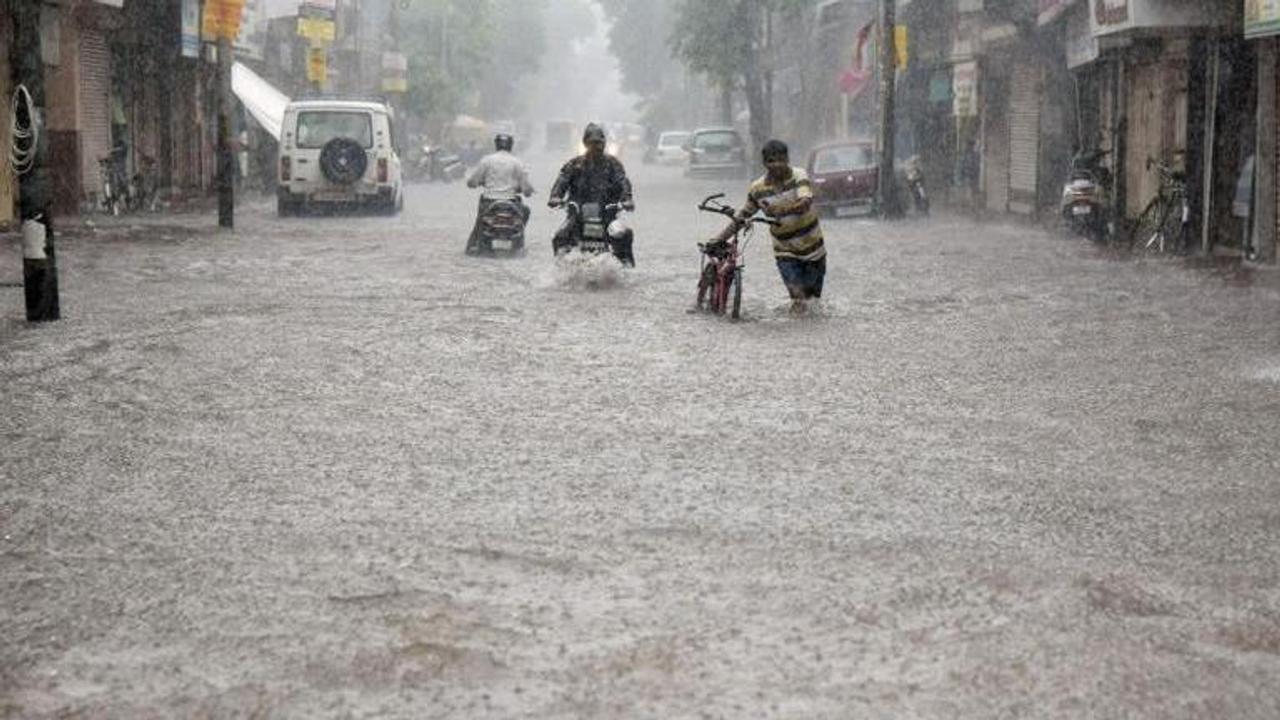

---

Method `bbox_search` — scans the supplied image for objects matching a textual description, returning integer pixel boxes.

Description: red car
[806,141,877,217]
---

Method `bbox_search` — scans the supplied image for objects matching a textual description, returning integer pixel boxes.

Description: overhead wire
[9,84,38,176]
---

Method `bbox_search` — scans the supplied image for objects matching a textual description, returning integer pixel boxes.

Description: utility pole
[216,35,234,228]
[876,0,901,219]
[9,0,61,321]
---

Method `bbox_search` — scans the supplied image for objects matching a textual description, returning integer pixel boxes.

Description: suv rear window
[813,145,874,174]
[693,131,741,151]
[296,112,373,149]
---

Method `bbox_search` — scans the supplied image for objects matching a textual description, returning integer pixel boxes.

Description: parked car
[646,131,691,165]
[276,99,403,216]
[684,127,749,179]
[806,140,877,217]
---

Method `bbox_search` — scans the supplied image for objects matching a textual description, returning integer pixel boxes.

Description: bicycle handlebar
[697,193,779,226]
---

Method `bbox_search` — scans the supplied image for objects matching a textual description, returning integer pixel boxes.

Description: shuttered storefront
[983,70,1011,214]
[78,28,111,198]
[1008,61,1041,214]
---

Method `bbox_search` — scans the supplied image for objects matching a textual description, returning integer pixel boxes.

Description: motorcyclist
[465,133,535,254]
[548,123,636,266]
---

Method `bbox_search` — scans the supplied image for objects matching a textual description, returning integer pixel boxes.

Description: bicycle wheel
[1130,199,1166,252]
[729,267,743,320]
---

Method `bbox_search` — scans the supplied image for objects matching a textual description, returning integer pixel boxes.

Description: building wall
[1,5,14,229]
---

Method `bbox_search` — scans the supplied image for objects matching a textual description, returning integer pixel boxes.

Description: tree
[670,0,816,150]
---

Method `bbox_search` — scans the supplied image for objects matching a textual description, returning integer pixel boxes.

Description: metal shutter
[983,93,1010,214]
[79,29,111,197]
[1008,61,1041,214]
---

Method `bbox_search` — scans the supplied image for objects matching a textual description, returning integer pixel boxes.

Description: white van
[277,100,403,216]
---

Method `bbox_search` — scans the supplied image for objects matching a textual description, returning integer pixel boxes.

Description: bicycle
[695,193,776,320]
[1129,156,1189,255]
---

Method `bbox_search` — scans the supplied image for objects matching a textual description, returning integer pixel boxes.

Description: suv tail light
[280,156,292,181]
[377,158,388,183]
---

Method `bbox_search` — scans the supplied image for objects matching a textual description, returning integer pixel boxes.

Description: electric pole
[9,0,61,321]
[876,0,901,219]
[216,34,234,228]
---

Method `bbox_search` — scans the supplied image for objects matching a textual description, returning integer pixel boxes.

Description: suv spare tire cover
[320,137,368,185]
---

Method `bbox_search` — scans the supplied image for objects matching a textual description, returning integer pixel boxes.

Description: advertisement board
[1246,0,1280,38]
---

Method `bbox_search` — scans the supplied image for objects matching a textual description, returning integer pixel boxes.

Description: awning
[231,62,290,141]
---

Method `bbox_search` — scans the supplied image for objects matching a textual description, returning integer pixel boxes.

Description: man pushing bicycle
[705,139,826,314]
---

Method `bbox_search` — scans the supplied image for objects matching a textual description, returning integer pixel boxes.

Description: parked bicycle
[695,193,777,320]
[1129,156,1189,255]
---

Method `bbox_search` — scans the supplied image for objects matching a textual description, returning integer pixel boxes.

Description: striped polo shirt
[741,167,826,262]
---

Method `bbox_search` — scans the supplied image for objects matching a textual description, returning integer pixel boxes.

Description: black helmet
[494,133,514,152]
[582,123,606,144]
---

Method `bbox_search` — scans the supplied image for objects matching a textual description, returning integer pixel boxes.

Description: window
[813,145,875,174]
[296,112,373,149]
[660,132,691,147]
[694,131,741,151]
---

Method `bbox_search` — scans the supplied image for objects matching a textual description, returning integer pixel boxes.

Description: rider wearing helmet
[466,133,535,254]
[548,123,636,266]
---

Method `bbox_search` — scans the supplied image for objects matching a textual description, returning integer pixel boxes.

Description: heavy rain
[2,0,1280,716]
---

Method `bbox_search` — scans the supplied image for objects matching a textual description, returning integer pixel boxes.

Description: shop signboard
[181,0,200,58]
[953,61,979,118]
[1038,0,1078,26]
[382,52,408,94]
[1246,0,1280,38]
[203,0,247,42]
[1066,4,1099,67]
[1091,0,1230,36]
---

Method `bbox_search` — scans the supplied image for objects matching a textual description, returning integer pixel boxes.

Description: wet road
[3,156,1280,718]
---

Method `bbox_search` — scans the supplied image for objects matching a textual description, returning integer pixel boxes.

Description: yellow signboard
[1246,0,1280,38]
[894,25,909,68]
[382,78,408,93]
[297,17,335,43]
[202,0,246,41]
[307,47,327,84]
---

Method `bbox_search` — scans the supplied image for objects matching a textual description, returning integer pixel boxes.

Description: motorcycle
[904,155,929,216]
[410,144,465,183]
[98,150,131,216]
[554,201,633,265]
[469,198,527,256]
[1060,149,1112,243]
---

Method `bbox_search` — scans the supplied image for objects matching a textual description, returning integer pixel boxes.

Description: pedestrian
[704,139,825,315]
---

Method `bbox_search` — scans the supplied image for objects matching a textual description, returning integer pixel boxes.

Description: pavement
[2,158,1280,718]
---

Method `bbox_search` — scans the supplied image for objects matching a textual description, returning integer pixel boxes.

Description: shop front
[1247,0,1280,262]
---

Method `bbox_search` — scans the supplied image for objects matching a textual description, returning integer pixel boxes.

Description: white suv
[277,100,403,216]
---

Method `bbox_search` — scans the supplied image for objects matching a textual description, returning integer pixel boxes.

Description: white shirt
[467,151,535,200]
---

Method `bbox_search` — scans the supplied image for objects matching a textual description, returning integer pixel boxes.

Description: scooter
[904,155,929,216]
[468,198,527,256]
[1061,149,1111,243]
[412,144,465,183]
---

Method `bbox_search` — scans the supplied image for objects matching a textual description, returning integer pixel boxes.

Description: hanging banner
[1246,0,1280,38]
[953,61,979,117]
[181,0,200,58]
[1066,3,1099,67]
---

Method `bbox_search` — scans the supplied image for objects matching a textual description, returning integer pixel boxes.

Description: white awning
[231,62,290,141]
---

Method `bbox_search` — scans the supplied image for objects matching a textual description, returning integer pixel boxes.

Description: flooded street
[3,158,1280,717]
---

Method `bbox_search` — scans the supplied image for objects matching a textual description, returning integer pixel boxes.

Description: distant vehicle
[276,99,402,216]
[684,127,749,179]
[546,121,577,153]
[806,140,877,217]
[646,131,691,166]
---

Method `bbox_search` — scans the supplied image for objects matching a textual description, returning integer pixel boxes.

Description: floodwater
[2,155,1279,717]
